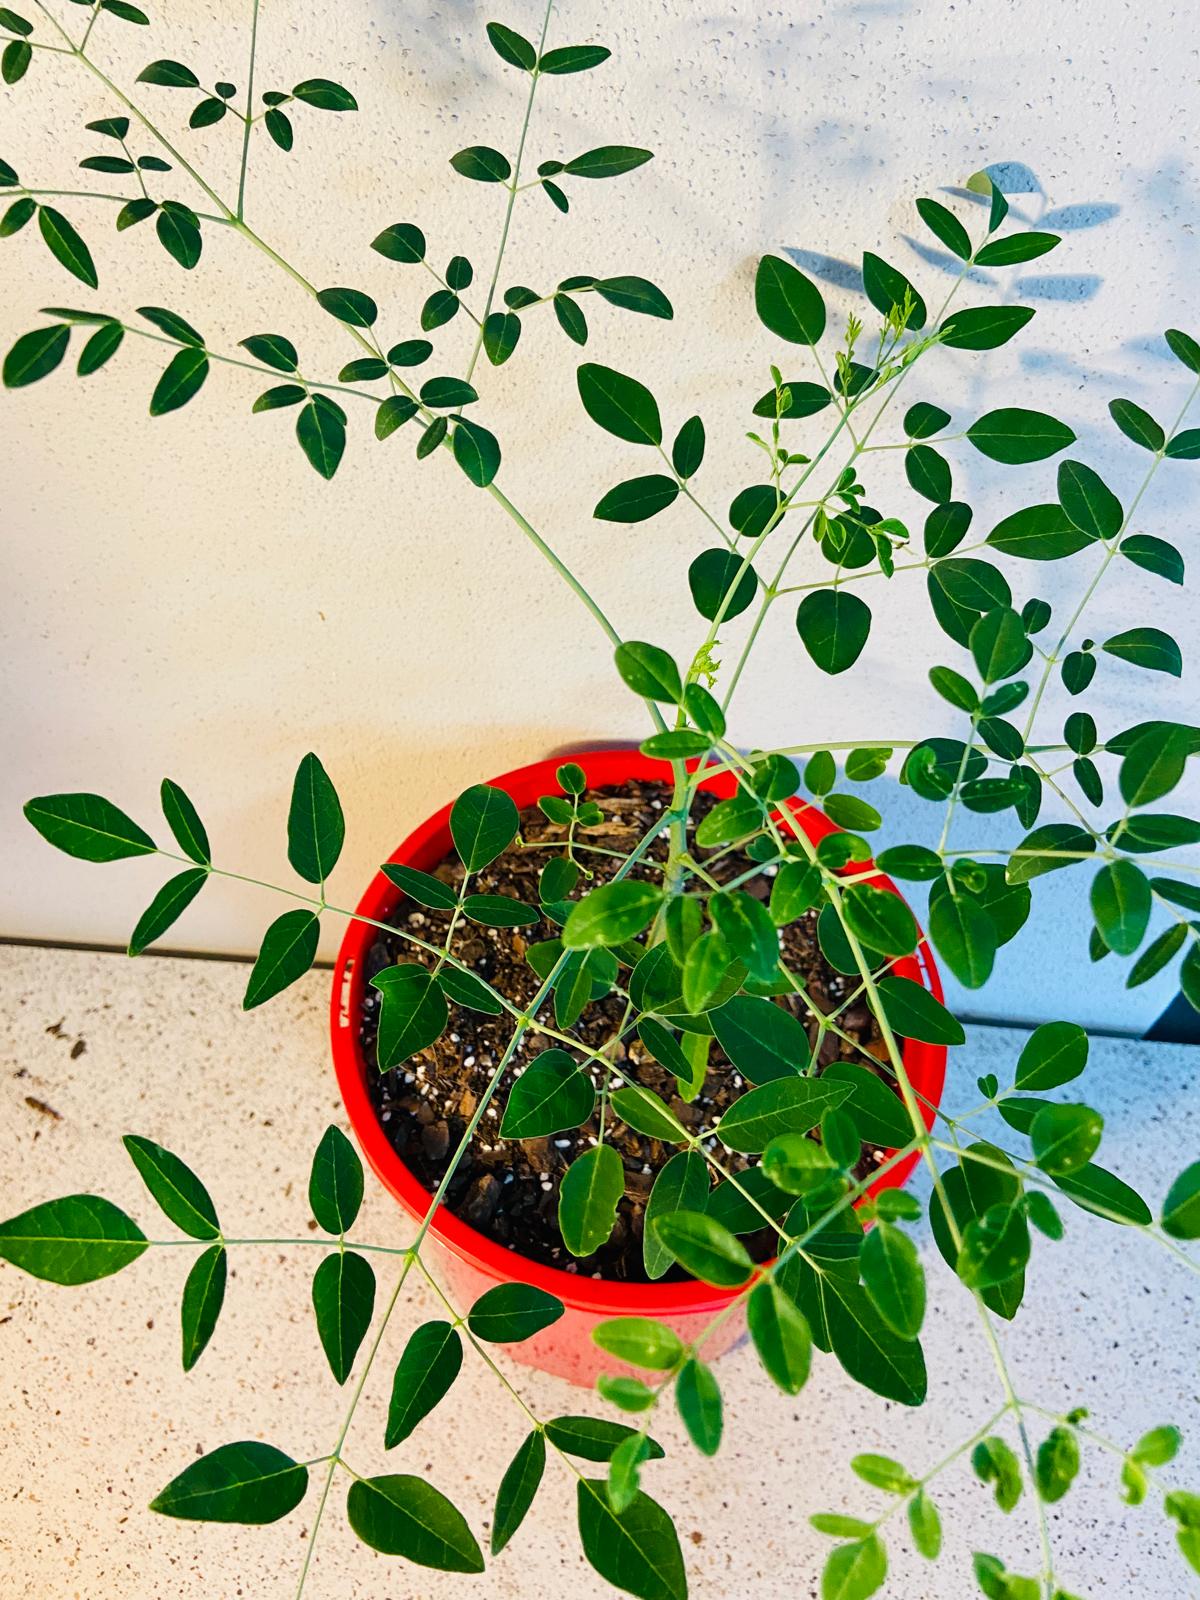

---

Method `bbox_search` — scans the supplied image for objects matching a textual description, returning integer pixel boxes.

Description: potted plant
[3,4,1200,1598]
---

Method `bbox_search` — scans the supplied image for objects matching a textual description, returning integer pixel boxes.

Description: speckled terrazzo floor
[1,942,1197,1599]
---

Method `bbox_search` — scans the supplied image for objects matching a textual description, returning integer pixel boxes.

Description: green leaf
[24,791,154,861]
[286,752,344,884]
[0,30,24,72]
[1090,860,1151,955]
[538,44,611,73]
[467,1282,563,1344]
[1052,1162,1150,1225]
[908,1490,941,1559]
[1109,397,1164,451]
[155,202,202,270]
[309,1124,363,1234]
[770,859,823,923]
[939,306,1035,349]
[611,1085,682,1141]
[481,308,521,367]
[291,77,357,111]
[450,143,511,182]
[150,347,209,416]
[671,414,705,477]
[843,883,918,957]
[384,1320,463,1447]
[594,1316,683,1371]
[77,320,123,375]
[1160,1162,1200,1239]
[0,1193,146,1284]
[563,145,653,179]
[957,1200,1031,1289]
[709,994,811,1085]
[992,508,1094,566]
[929,891,996,987]
[380,862,457,910]
[860,1220,924,1338]
[644,1150,709,1279]
[38,205,98,288]
[876,975,965,1045]
[652,1209,752,1286]
[755,253,826,344]
[371,221,426,263]
[547,1416,664,1462]
[371,962,448,1068]
[1127,923,1188,988]
[491,1430,544,1554]
[905,443,952,502]
[375,394,418,439]
[563,881,663,947]
[559,1144,624,1256]
[676,1357,722,1455]
[966,408,1075,463]
[576,1481,686,1600]
[451,782,519,869]
[1166,328,1200,373]
[577,362,661,445]
[971,607,1030,682]
[451,416,502,483]
[0,195,35,236]
[1014,1020,1088,1091]
[975,231,1060,265]
[461,892,537,927]
[1102,627,1182,677]
[265,108,293,149]
[316,285,377,327]
[818,1271,927,1404]
[138,58,201,87]
[596,474,680,522]
[1007,822,1095,884]
[1120,534,1184,585]
[151,1441,307,1524]
[822,1062,914,1149]
[752,378,831,420]
[747,1279,812,1393]
[486,20,536,69]
[243,908,319,1009]
[862,251,926,328]
[595,275,673,319]
[705,1166,792,1235]
[973,1436,1023,1511]
[796,589,872,674]
[180,1243,227,1371]
[312,1249,375,1384]
[346,1475,484,1572]
[916,196,972,259]
[1035,1426,1080,1503]
[123,1134,218,1239]
[554,292,588,343]
[716,1075,852,1153]
[1058,459,1123,540]
[1030,1103,1103,1175]
[904,401,951,439]
[710,889,779,981]
[138,304,203,344]
[762,1133,835,1196]
[4,323,70,386]
[641,731,710,760]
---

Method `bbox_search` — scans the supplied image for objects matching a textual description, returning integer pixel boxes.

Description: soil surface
[360,780,900,1283]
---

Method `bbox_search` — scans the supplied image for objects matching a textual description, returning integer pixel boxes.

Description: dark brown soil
[360,780,898,1283]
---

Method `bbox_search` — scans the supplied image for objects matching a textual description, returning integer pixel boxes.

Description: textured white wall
[2,0,1197,1031]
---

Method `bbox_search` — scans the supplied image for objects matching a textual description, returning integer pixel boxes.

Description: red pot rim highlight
[331,749,947,1319]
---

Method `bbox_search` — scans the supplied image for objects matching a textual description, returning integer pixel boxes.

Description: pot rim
[330,748,948,1318]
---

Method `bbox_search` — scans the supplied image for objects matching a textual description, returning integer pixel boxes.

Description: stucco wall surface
[2,0,1198,1031]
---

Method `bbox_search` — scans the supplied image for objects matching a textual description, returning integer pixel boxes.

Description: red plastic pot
[331,750,947,1386]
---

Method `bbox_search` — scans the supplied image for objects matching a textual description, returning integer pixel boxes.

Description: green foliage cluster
[3,3,1200,1598]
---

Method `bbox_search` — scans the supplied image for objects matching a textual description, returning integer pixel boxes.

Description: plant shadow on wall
[4,6,1200,1600]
